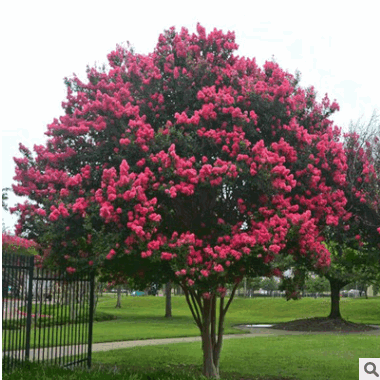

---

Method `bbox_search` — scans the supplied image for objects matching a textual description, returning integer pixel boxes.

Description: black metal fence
[2,253,95,372]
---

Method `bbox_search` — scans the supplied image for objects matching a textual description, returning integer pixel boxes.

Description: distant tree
[238,276,262,297]
[165,280,172,318]
[247,277,262,294]
[322,112,380,318]
[260,277,278,296]
[373,283,379,296]
[304,274,329,295]
[114,284,123,308]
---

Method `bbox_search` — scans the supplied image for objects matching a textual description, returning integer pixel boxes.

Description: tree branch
[194,290,204,316]
[181,284,202,330]
[210,294,217,349]
[189,288,203,326]
[223,281,240,316]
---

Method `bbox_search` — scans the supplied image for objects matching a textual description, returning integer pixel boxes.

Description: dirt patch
[271,317,378,332]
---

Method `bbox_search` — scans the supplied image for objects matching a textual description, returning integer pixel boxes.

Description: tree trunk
[165,281,172,318]
[201,296,221,378]
[115,286,122,308]
[328,278,344,319]
[181,283,240,378]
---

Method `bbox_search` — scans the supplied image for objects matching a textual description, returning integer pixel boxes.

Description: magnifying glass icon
[365,362,380,377]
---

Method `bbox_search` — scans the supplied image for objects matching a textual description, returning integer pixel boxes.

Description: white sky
[1,0,379,233]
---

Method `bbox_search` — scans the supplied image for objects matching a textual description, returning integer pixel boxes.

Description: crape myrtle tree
[12,24,350,378]
[321,114,380,319]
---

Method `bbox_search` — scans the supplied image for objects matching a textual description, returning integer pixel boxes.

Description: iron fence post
[87,271,95,369]
[24,255,35,362]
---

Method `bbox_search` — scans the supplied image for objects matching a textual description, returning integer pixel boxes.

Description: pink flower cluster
[2,234,38,250]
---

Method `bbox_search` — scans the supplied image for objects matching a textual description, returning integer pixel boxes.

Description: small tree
[11,25,351,378]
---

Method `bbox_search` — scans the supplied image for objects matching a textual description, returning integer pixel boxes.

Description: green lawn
[91,294,380,343]
[4,334,380,380]
[3,295,379,349]
[3,296,380,379]
[90,334,380,380]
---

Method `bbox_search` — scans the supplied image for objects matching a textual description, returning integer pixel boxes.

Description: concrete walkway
[66,325,380,356]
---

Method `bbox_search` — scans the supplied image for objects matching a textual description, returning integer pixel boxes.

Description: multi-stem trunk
[327,278,346,319]
[181,283,239,379]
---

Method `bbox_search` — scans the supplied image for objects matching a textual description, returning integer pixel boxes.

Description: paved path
[5,326,379,362]
[91,325,380,353]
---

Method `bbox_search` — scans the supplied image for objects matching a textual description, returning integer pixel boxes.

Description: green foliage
[3,361,208,380]
[260,277,279,293]
[304,274,330,294]
[2,307,115,332]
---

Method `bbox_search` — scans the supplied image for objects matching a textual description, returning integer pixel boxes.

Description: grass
[2,296,379,379]
[91,335,380,380]
[3,295,379,350]
[90,294,380,343]
[4,334,380,379]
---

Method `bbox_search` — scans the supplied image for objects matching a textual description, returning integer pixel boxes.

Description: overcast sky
[1,0,379,233]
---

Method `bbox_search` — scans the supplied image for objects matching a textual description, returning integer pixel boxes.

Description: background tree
[321,111,380,318]
[11,24,350,378]
[115,284,123,308]
[164,280,172,318]
[304,274,330,296]
[260,277,279,296]
[246,277,262,296]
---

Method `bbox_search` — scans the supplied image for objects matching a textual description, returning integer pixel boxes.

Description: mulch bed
[271,317,378,332]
